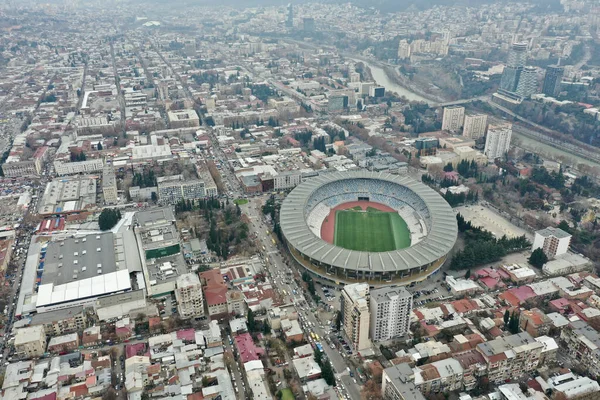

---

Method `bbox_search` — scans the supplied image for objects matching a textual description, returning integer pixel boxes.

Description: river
[357,60,430,103]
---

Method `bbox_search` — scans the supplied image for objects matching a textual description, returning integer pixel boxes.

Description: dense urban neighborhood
[0,1,599,400]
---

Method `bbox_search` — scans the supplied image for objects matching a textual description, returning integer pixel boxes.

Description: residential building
[382,363,426,400]
[484,123,512,160]
[227,289,245,316]
[2,159,40,177]
[519,308,551,337]
[516,66,538,98]
[441,106,465,132]
[500,42,528,93]
[157,175,208,204]
[175,273,204,319]
[413,358,464,396]
[370,286,412,342]
[398,40,411,60]
[462,113,488,139]
[274,171,301,191]
[561,320,600,378]
[476,332,543,383]
[47,332,80,354]
[82,326,102,346]
[14,326,47,359]
[341,283,371,351]
[533,227,572,259]
[546,371,600,400]
[542,65,564,98]
[167,109,200,129]
[102,166,118,204]
[29,306,87,336]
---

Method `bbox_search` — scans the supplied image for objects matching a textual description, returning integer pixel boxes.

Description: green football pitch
[333,208,411,252]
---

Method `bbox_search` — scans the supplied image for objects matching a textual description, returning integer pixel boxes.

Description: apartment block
[476,332,543,383]
[157,175,208,204]
[484,123,512,160]
[54,159,104,176]
[533,227,571,259]
[370,286,412,342]
[560,320,600,378]
[14,326,47,359]
[413,358,464,396]
[175,273,204,319]
[167,109,200,129]
[462,113,488,139]
[382,363,426,400]
[274,171,301,191]
[341,283,371,351]
[441,106,465,132]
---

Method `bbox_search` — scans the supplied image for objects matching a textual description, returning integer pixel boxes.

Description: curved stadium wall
[280,170,458,285]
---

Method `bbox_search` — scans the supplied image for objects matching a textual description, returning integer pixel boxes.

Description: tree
[321,360,336,386]
[528,248,549,268]
[464,269,471,279]
[98,208,121,230]
[361,379,383,400]
[97,142,103,150]
[247,309,256,332]
[503,310,510,326]
[509,311,520,334]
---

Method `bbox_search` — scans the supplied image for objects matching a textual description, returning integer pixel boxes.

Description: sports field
[333,208,411,252]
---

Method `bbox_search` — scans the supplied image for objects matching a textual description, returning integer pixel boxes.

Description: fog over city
[0,1,598,400]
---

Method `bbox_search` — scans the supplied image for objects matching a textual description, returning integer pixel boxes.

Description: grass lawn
[334,210,410,252]
[280,388,294,400]
[233,198,249,205]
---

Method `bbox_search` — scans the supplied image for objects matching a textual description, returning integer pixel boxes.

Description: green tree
[98,208,121,230]
[528,248,549,268]
[321,360,336,386]
[465,269,471,279]
[503,310,510,326]
[247,309,256,332]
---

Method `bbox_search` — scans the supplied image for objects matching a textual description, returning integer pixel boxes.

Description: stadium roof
[280,170,457,272]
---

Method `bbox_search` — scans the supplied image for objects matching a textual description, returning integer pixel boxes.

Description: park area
[333,207,410,252]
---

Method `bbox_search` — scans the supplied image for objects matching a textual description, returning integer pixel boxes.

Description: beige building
[227,290,245,316]
[29,307,87,336]
[175,273,204,319]
[102,166,118,204]
[167,109,200,129]
[476,332,543,383]
[441,106,465,132]
[462,113,488,139]
[382,363,425,400]
[341,283,371,351]
[15,326,47,359]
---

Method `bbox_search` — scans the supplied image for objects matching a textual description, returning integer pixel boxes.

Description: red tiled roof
[176,329,196,342]
[204,285,228,306]
[234,333,264,363]
[200,269,225,287]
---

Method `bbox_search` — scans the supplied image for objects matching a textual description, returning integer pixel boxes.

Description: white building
[341,283,371,351]
[274,172,301,191]
[533,227,572,259]
[369,286,412,342]
[441,106,465,132]
[175,273,204,319]
[397,40,411,60]
[54,159,104,176]
[462,114,488,139]
[484,123,512,160]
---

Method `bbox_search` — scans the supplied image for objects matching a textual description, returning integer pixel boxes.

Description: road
[240,197,362,400]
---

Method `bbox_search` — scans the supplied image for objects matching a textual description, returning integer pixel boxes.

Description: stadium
[280,170,457,285]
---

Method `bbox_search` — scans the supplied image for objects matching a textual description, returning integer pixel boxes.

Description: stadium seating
[305,178,431,239]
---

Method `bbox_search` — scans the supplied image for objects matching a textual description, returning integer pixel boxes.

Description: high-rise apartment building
[370,287,412,342]
[484,124,512,160]
[441,106,465,132]
[286,3,294,27]
[516,66,538,98]
[14,326,47,359]
[175,273,204,319]
[462,114,488,139]
[500,42,528,93]
[532,227,571,259]
[542,65,564,98]
[341,283,371,351]
[303,17,315,32]
[397,40,411,60]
